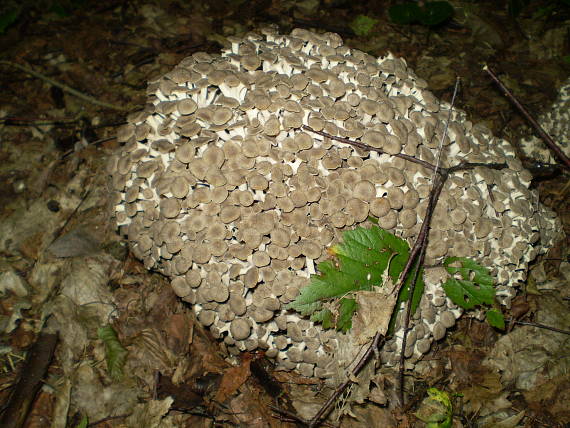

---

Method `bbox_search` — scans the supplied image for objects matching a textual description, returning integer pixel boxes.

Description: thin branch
[0,117,80,126]
[399,78,460,404]
[270,406,337,427]
[484,65,570,170]
[397,173,447,404]
[0,60,128,111]
[88,414,131,427]
[510,320,570,335]
[302,126,507,176]
[301,125,437,172]
[60,136,116,160]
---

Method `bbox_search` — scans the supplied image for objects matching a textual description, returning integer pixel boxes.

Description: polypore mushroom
[110,28,561,388]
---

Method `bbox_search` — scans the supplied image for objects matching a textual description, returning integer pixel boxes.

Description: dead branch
[0,331,58,428]
[484,65,570,171]
[510,320,570,335]
[0,60,128,111]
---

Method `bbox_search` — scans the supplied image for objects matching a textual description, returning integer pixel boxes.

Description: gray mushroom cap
[230,318,251,340]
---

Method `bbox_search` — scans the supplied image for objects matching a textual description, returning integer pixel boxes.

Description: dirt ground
[0,1,569,427]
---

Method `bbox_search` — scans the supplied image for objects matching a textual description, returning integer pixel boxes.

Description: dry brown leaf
[352,284,397,345]
[164,313,192,355]
[214,354,252,403]
[460,370,507,416]
[449,347,487,388]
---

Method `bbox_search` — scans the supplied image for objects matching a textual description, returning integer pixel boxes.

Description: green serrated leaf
[444,257,493,287]
[98,325,128,381]
[50,2,72,18]
[508,0,530,18]
[486,308,505,330]
[442,257,495,309]
[287,226,424,332]
[310,308,334,329]
[415,387,453,428]
[442,278,494,309]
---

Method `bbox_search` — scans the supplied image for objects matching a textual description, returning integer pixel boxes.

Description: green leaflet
[389,1,454,27]
[98,325,128,381]
[443,257,505,329]
[286,226,424,332]
[486,308,505,329]
[442,257,494,309]
[287,227,504,335]
[0,8,20,34]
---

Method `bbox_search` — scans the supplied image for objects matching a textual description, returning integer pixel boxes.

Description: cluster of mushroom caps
[108,28,561,381]
[519,76,570,164]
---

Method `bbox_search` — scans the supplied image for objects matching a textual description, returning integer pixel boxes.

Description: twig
[484,65,570,170]
[0,60,127,111]
[60,136,116,160]
[270,406,337,427]
[397,174,444,404]
[301,126,437,172]
[88,413,131,427]
[398,78,461,404]
[510,320,570,335]
[0,117,80,126]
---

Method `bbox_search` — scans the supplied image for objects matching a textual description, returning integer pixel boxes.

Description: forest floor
[0,1,569,427]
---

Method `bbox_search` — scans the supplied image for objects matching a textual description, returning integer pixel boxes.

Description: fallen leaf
[352,285,397,345]
[214,354,253,403]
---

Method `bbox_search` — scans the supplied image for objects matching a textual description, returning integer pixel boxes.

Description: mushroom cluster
[520,76,570,164]
[108,28,561,380]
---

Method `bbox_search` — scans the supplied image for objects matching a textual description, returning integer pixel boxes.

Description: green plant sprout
[0,8,20,34]
[287,225,505,335]
[75,415,89,428]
